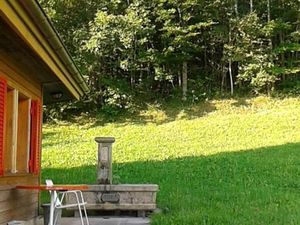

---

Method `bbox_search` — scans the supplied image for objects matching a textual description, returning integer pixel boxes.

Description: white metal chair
[45,179,89,225]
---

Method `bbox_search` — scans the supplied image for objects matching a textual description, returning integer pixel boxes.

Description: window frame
[0,76,41,176]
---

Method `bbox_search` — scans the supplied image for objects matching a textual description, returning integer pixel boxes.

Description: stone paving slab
[59,217,150,225]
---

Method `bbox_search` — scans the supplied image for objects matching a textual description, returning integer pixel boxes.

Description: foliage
[42,97,300,224]
[39,0,300,111]
[225,13,276,94]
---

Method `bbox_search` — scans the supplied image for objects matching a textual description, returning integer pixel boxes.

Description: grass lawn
[42,97,300,225]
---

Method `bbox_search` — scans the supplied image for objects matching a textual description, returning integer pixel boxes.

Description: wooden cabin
[0,0,89,224]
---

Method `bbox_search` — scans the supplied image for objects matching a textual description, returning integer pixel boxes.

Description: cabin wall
[0,57,42,225]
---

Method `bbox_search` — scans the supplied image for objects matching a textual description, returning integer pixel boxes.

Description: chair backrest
[45,179,54,186]
[45,179,61,206]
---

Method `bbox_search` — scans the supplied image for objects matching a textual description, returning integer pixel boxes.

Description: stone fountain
[66,137,158,217]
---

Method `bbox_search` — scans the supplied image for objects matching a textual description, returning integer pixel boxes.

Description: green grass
[42,97,300,225]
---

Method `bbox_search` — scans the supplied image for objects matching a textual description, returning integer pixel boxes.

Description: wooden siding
[0,0,87,223]
[0,48,42,224]
[0,177,39,225]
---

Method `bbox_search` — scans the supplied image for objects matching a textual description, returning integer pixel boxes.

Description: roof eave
[24,0,89,95]
[0,0,89,100]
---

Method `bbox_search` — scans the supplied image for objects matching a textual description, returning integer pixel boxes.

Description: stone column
[95,137,115,184]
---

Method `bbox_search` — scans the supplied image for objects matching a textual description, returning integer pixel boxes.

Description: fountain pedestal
[95,137,115,185]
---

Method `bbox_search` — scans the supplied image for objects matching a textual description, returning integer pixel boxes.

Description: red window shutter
[29,99,42,174]
[0,77,7,176]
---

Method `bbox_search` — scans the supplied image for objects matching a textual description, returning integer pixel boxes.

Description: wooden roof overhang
[0,0,89,103]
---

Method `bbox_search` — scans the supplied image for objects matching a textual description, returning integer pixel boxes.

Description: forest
[40,0,300,115]
[39,2,300,224]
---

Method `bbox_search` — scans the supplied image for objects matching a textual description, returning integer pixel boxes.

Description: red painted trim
[0,77,7,176]
[16,185,88,191]
[29,99,41,174]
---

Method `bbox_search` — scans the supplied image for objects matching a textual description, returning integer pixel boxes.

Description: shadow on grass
[79,97,267,128]
[42,142,300,224]
[42,131,58,139]
[86,100,217,128]
[231,98,250,108]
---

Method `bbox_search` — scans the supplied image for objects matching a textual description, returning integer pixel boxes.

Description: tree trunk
[229,60,234,95]
[204,47,208,69]
[139,65,143,85]
[178,70,182,87]
[267,0,271,22]
[280,29,285,81]
[221,64,226,93]
[182,62,188,101]
[267,0,274,85]
[250,0,253,13]
[267,0,272,47]
[130,72,135,89]
[228,15,234,96]
[235,0,238,17]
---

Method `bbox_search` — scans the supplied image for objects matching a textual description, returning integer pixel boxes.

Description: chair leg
[55,190,89,225]
[82,202,90,225]
[74,192,85,225]
[53,208,60,225]
[78,191,89,225]
[82,200,90,225]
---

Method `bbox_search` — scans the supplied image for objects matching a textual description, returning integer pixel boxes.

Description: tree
[234,13,276,93]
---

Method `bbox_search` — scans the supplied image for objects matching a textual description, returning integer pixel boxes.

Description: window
[0,76,41,176]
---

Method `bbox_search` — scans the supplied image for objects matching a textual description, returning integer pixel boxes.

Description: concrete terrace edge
[86,184,159,192]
